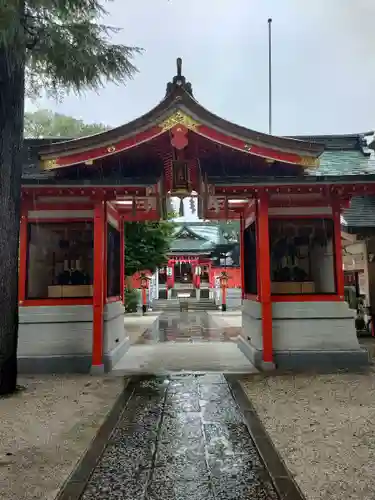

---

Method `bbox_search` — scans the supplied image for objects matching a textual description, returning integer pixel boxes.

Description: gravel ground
[0,375,125,500]
[241,372,375,500]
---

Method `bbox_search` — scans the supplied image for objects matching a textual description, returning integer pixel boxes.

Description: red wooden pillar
[92,200,106,372]
[103,205,108,302]
[120,218,125,303]
[18,206,28,305]
[255,221,261,298]
[240,215,245,299]
[257,192,273,364]
[332,201,345,300]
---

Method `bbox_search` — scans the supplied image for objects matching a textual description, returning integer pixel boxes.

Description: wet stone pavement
[137,312,241,344]
[113,311,254,374]
[81,374,279,500]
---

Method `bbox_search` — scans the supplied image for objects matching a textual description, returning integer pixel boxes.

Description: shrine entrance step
[152,298,217,312]
[113,312,255,374]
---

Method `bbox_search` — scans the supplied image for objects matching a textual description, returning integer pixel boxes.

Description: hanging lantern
[140,272,151,315]
[219,271,231,312]
[219,271,230,289]
[140,272,150,289]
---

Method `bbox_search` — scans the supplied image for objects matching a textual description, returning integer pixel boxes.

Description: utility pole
[268,18,273,135]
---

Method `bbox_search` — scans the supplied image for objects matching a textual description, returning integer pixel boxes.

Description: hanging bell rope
[189,196,195,214]
[179,197,184,216]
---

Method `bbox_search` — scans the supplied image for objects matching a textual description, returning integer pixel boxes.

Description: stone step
[152,298,218,311]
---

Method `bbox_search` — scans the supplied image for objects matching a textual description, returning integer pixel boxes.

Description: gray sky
[27,0,375,136]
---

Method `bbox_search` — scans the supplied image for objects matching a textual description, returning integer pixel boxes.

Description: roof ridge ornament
[166,57,193,97]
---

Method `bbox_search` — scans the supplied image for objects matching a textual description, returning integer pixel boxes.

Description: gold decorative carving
[299,156,320,168]
[244,143,252,152]
[107,145,116,153]
[42,158,58,170]
[159,111,200,132]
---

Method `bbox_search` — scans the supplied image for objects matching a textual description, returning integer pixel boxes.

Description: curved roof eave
[38,73,324,160]
[173,223,209,242]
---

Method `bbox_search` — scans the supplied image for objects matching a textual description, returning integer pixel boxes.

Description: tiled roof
[311,150,375,176]
[170,222,228,252]
[294,133,375,230]
[20,134,375,231]
[22,133,375,180]
[341,195,375,230]
[292,133,375,177]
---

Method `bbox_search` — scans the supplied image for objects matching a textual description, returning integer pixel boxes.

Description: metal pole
[268,18,272,135]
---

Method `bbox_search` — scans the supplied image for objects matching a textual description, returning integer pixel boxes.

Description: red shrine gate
[18,59,374,373]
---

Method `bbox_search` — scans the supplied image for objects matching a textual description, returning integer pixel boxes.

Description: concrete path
[113,312,256,374]
[112,343,255,374]
[80,374,279,500]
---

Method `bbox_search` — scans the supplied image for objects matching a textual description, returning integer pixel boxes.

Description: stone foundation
[239,299,369,371]
[103,301,129,371]
[226,288,242,309]
[18,302,127,374]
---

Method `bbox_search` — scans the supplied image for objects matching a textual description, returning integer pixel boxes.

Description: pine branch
[0,0,142,97]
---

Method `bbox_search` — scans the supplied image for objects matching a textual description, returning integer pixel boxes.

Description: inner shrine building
[18,59,375,373]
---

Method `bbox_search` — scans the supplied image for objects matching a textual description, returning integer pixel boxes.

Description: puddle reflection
[136,312,241,345]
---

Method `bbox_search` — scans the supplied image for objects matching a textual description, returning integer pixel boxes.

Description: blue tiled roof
[291,133,375,177]
[342,195,375,229]
[295,133,375,230]
[170,222,228,252]
[308,150,375,177]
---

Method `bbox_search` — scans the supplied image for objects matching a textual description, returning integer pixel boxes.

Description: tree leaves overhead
[0,0,142,98]
[24,109,110,137]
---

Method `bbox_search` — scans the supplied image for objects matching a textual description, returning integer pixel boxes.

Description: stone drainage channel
[58,374,303,500]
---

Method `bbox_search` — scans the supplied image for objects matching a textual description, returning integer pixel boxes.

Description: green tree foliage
[0,0,142,98]
[24,109,110,138]
[124,287,139,313]
[124,221,175,277]
[0,0,141,395]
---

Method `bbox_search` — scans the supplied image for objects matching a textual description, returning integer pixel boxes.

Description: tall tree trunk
[0,31,25,395]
